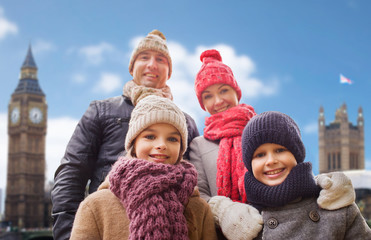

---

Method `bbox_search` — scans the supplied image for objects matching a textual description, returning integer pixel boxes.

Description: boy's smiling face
[251,143,297,186]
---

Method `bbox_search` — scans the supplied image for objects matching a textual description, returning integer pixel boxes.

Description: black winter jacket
[51,95,199,240]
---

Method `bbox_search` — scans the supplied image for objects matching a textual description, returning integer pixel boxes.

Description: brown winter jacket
[70,178,217,240]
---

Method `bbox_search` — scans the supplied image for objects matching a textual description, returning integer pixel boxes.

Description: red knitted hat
[194,49,242,110]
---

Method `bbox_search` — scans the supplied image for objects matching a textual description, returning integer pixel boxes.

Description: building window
[332,153,336,169]
[35,137,39,153]
[337,152,341,169]
[350,153,357,169]
[28,138,33,152]
[328,153,331,170]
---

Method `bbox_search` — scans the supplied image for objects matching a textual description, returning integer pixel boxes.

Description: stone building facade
[318,103,370,220]
[318,103,364,173]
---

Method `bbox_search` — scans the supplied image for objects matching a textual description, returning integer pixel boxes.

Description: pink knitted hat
[194,49,242,110]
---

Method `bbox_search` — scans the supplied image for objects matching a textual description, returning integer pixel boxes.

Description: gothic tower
[318,103,364,173]
[6,45,47,228]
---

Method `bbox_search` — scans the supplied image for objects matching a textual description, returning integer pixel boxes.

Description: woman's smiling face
[201,83,239,115]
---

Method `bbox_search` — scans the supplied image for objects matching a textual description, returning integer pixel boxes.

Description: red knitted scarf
[109,157,197,240]
[204,104,256,202]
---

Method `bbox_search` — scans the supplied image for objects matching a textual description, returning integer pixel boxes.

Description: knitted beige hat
[128,29,172,78]
[125,95,187,161]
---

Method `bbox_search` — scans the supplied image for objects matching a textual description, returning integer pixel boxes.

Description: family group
[51,30,371,240]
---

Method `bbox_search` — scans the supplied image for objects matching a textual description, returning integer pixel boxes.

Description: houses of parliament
[318,103,371,220]
[2,46,371,230]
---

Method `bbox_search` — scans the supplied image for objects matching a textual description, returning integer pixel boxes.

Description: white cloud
[303,122,318,134]
[0,7,18,40]
[93,72,122,94]
[79,42,114,65]
[129,35,144,50]
[33,39,56,54]
[71,73,87,84]
[206,44,278,101]
[0,113,8,213]
[45,117,79,183]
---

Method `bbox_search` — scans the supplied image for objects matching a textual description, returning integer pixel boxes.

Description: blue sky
[0,0,370,212]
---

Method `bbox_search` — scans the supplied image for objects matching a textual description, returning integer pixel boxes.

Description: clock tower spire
[6,45,47,228]
[15,44,44,95]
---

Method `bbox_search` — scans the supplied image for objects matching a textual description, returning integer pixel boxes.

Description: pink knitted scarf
[109,157,197,240]
[204,104,256,202]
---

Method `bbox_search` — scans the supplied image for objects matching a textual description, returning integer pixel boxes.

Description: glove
[208,196,263,240]
[315,172,355,210]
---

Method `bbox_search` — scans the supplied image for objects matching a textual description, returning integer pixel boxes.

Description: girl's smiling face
[133,123,181,165]
[251,143,297,186]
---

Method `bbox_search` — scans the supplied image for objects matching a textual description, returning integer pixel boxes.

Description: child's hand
[315,172,355,210]
[209,196,263,240]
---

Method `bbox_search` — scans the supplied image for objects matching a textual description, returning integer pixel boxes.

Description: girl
[241,111,371,239]
[70,95,217,240]
[189,49,356,240]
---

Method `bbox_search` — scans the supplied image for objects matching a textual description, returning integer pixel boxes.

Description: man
[51,30,199,240]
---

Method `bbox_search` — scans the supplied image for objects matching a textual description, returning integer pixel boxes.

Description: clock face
[11,107,20,124]
[29,107,43,124]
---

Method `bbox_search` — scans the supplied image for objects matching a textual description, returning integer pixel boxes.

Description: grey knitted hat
[128,29,172,78]
[242,111,305,172]
[125,95,187,161]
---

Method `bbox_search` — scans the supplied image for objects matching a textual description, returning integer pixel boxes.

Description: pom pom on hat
[128,29,172,78]
[195,49,242,111]
[242,111,305,172]
[200,49,222,62]
[125,95,188,163]
[150,29,166,40]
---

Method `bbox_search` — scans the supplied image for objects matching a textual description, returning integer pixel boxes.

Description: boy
[242,111,371,239]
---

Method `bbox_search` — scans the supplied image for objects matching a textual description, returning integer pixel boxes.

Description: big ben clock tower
[6,45,47,228]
